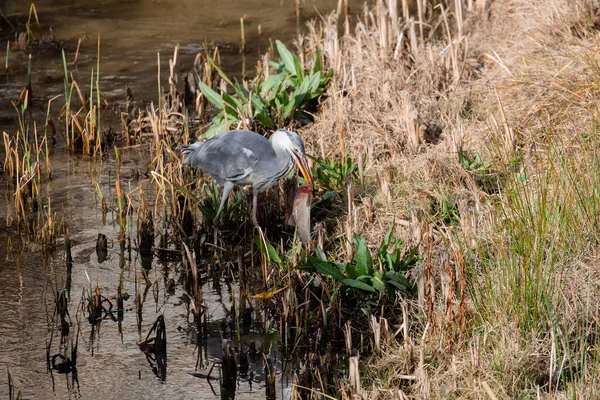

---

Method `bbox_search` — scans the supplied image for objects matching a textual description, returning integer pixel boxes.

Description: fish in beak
[292,151,313,185]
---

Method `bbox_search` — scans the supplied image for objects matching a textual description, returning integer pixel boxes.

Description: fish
[288,184,313,244]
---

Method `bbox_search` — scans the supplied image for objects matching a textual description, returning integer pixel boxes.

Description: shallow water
[0,0,366,398]
[0,0,361,124]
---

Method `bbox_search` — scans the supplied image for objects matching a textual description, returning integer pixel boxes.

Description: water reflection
[139,315,168,381]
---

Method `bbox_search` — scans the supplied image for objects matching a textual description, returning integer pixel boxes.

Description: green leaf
[387,279,408,291]
[208,58,234,87]
[197,203,216,220]
[253,235,282,265]
[221,92,243,112]
[324,68,334,85]
[308,71,322,98]
[293,53,304,80]
[198,82,224,110]
[269,60,282,72]
[296,264,316,272]
[385,271,410,289]
[250,93,274,127]
[353,234,372,275]
[315,246,327,262]
[265,241,282,265]
[232,81,250,101]
[399,245,420,270]
[276,40,297,75]
[342,278,375,292]
[378,221,395,267]
[263,73,286,94]
[283,95,296,118]
[171,181,200,205]
[371,274,387,292]
[202,119,229,139]
[322,191,337,201]
[304,256,346,282]
[293,78,311,108]
[345,264,359,280]
[311,50,323,75]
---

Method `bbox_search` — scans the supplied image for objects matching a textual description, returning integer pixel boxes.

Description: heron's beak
[293,152,313,185]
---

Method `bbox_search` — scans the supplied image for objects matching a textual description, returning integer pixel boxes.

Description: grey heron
[177,129,313,227]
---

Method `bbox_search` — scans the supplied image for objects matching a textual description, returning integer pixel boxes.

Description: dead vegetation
[294,0,600,398]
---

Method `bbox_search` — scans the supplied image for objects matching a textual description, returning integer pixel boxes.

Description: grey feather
[178,130,287,186]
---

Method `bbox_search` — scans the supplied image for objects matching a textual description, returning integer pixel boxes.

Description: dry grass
[296,0,600,398]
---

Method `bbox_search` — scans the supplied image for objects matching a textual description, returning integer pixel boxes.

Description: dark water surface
[0,0,366,399]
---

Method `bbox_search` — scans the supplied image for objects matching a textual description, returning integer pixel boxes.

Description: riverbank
[301,0,600,398]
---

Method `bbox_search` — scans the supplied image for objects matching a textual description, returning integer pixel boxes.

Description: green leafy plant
[458,148,501,194]
[310,150,358,192]
[299,222,417,296]
[430,194,460,225]
[199,40,333,137]
[458,148,491,173]
[197,182,243,225]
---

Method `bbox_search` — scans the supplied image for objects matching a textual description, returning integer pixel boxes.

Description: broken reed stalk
[94,34,102,157]
[114,146,126,233]
[454,246,466,339]
[345,182,354,262]
[344,321,352,355]
[444,257,455,352]
[26,3,40,41]
[74,36,82,64]
[371,315,381,355]
[349,356,361,395]
[156,52,162,111]
[222,340,237,393]
[424,220,434,327]
[168,45,178,102]
[26,54,32,103]
[240,17,246,52]
[265,357,276,400]
[3,132,14,177]
[65,234,73,292]
[416,0,424,41]
[61,49,73,148]
[387,0,398,36]
[44,95,61,174]
[398,0,407,20]
[182,242,202,319]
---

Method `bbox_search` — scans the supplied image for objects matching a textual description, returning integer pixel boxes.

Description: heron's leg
[251,189,260,227]
[213,182,235,245]
[214,181,235,225]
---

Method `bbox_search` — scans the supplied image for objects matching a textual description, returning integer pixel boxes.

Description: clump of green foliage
[299,222,417,298]
[199,40,333,137]
[458,148,500,193]
[197,182,244,224]
[171,180,243,227]
[310,150,358,192]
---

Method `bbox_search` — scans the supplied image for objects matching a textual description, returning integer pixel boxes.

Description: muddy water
[0,0,362,123]
[0,1,367,398]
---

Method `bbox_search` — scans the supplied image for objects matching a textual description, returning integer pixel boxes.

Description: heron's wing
[192,131,265,182]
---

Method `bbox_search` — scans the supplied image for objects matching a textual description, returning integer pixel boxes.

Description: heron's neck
[272,145,293,177]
